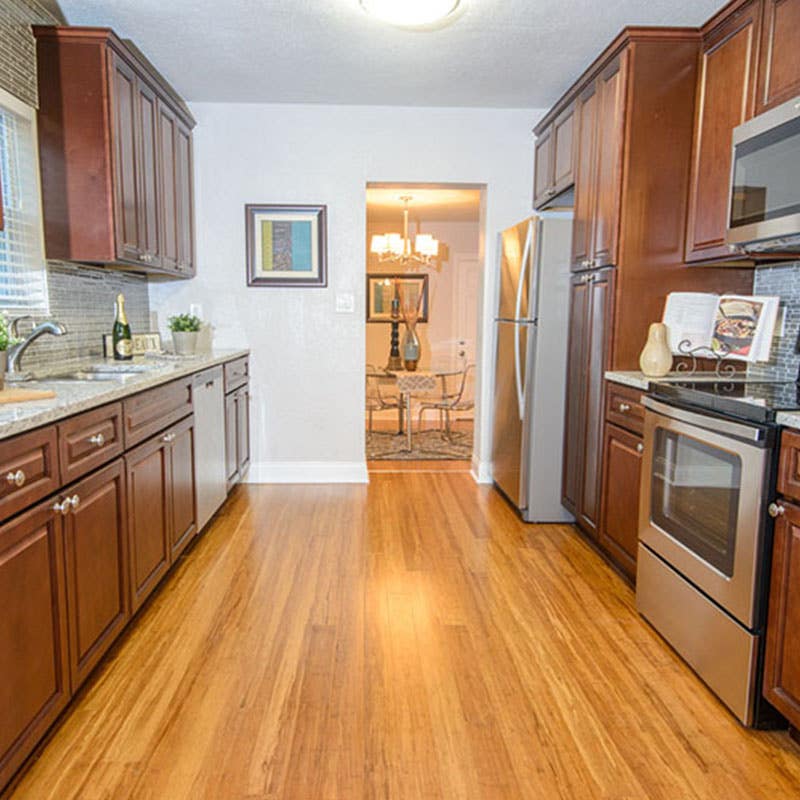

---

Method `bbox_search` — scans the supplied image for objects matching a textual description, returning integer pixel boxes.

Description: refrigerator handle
[514,222,534,420]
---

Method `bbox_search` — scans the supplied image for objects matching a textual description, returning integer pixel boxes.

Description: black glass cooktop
[651,380,800,424]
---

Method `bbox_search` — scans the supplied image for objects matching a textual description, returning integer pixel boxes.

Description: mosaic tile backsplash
[748,261,800,382]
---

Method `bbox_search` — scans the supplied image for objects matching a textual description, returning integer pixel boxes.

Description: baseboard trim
[244,461,369,484]
[471,457,492,484]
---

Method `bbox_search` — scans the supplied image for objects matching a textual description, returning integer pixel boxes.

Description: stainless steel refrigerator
[491,215,574,522]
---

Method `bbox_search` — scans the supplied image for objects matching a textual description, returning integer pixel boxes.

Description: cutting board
[0,387,57,404]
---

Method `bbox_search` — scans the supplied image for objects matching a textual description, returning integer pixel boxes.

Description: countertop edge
[776,411,800,430]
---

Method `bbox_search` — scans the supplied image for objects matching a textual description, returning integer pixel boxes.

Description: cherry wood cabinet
[0,427,60,524]
[34,27,196,277]
[533,103,577,209]
[763,497,800,729]
[225,384,251,491]
[570,83,598,271]
[562,268,615,537]
[168,416,197,562]
[61,460,129,691]
[757,0,800,113]
[685,1,761,264]
[0,499,70,791]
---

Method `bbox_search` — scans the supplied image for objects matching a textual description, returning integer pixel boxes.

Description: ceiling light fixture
[370,196,439,267]
[359,0,461,28]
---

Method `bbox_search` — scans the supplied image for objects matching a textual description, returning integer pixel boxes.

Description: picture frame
[366,273,429,323]
[245,204,328,287]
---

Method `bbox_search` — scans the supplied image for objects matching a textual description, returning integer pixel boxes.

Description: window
[0,86,48,314]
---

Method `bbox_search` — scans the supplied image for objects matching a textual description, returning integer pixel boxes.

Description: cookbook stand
[675,339,737,378]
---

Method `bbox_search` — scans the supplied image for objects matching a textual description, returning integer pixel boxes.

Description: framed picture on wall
[245,204,328,287]
[367,273,429,323]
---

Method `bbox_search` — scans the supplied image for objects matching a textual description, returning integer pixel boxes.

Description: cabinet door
[126,436,170,612]
[169,417,196,562]
[757,0,800,113]
[0,501,69,791]
[570,83,598,271]
[591,55,627,268]
[552,103,577,195]
[533,124,554,208]
[111,53,141,263]
[599,423,642,579]
[763,498,800,727]
[62,460,128,691]
[175,120,195,275]
[686,2,761,263]
[578,267,615,538]
[236,386,250,477]
[562,274,589,514]
[225,391,239,490]
[157,102,179,272]
[136,79,160,266]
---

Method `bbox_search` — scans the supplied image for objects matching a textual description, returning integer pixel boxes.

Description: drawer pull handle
[636,442,644,454]
[52,498,70,516]
[618,403,631,413]
[89,433,105,447]
[6,469,26,488]
[768,503,785,519]
[162,432,176,443]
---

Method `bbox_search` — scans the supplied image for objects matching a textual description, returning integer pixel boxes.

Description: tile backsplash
[16,262,151,371]
[748,261,800,382]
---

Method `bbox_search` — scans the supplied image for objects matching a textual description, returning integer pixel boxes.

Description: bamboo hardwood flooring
[8,475,800,799]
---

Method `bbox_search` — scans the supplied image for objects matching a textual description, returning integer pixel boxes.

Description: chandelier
[370,196,440,268]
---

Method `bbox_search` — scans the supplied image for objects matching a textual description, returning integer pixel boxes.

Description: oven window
[650,428,741,577]
[730,115,800,228]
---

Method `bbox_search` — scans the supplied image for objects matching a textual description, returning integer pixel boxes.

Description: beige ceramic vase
[639,323,673,378]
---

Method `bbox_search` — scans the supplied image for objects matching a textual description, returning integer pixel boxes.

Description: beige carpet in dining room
[366,426,473,460]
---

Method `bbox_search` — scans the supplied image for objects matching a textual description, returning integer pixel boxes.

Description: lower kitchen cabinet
[225,384,250,491]
[126,416,197,612]
[0,499,70,791]
[763,498,800,729]
[598,422,642,580]
[62,460,129,691]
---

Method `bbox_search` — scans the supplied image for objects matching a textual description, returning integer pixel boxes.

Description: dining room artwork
[366,274,429,323]
[245,204,328,287]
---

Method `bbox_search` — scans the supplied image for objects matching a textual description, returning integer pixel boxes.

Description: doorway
[364,183,483,467]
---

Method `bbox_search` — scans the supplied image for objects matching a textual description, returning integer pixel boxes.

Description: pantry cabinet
[34,26,196,277]
[685,0,761,264]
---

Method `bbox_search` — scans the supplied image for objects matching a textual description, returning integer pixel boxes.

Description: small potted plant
[0,313,19,390]
[168,313,202,356]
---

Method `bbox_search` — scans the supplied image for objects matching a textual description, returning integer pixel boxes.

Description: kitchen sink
[42,371,140,383]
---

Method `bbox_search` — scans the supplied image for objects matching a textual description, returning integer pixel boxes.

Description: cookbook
[662,292,780,363]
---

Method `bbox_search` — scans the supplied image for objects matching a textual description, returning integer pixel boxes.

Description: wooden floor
[8,475,800,799]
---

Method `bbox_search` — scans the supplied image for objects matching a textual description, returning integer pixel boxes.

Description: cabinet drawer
[605,382,645,436]
[224,357,249,393]
[123,378,192,448]
[58,403,124,484]
[0,427,60,523]
[777,428,800,502]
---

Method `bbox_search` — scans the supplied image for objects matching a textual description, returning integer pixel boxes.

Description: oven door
[639,399,771,630]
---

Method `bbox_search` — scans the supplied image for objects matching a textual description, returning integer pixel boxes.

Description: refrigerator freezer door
[496,220,534,321]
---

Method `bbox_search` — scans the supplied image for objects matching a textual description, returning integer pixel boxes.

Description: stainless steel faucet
[7,317,68,374]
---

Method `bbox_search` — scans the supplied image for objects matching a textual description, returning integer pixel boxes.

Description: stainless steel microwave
[726,94,800,253]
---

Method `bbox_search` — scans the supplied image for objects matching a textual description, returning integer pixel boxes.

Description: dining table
[372,363,464,451]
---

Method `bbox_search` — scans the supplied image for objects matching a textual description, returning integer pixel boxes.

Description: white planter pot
[172,331,198,356]
[0,351,6,391]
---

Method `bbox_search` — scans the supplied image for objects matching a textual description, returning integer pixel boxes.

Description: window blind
[0,99,48,314]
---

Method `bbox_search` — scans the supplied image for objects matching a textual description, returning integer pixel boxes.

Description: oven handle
[642,396,768,444]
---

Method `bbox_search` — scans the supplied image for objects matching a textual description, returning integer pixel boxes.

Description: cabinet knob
[69,494,80,511]
[52,498,70,516]
[636,442,644,454]
[162,432,176,443]
[768,503,786,519]
[89,433,105,448]
[618,403,631,413]
[6,469,26,488]
[581,259,591,268]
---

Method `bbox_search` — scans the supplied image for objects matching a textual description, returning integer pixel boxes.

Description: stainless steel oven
[637,397,777,726]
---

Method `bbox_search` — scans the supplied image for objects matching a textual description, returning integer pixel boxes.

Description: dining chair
[366,365,401,436]
[417,363,475,441]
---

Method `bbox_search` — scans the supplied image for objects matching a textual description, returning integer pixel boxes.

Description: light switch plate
[335,292,355,314]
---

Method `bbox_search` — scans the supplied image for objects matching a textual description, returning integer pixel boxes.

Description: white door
[451,255,480,417]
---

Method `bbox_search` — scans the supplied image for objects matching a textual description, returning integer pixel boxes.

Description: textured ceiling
[56,0,723,107]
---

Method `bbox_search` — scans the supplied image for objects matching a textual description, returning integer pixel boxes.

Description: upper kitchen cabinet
[757,0,800,112]
[33,27,196,278]
[685,1,761,265]
[533,102,576,209]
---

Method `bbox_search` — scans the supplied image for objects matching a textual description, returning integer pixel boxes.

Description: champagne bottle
[112,293,133,361]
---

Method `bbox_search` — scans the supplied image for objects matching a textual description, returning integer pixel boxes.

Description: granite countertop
[604,370,751,391]
[0,348,249,441]
[776,412,800,430]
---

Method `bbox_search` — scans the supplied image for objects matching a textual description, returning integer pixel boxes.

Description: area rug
[366,429,473,460]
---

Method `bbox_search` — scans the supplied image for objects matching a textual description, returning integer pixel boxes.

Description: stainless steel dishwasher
[193,366,227,531]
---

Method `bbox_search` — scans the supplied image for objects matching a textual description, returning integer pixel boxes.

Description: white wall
[149,103,542,483]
